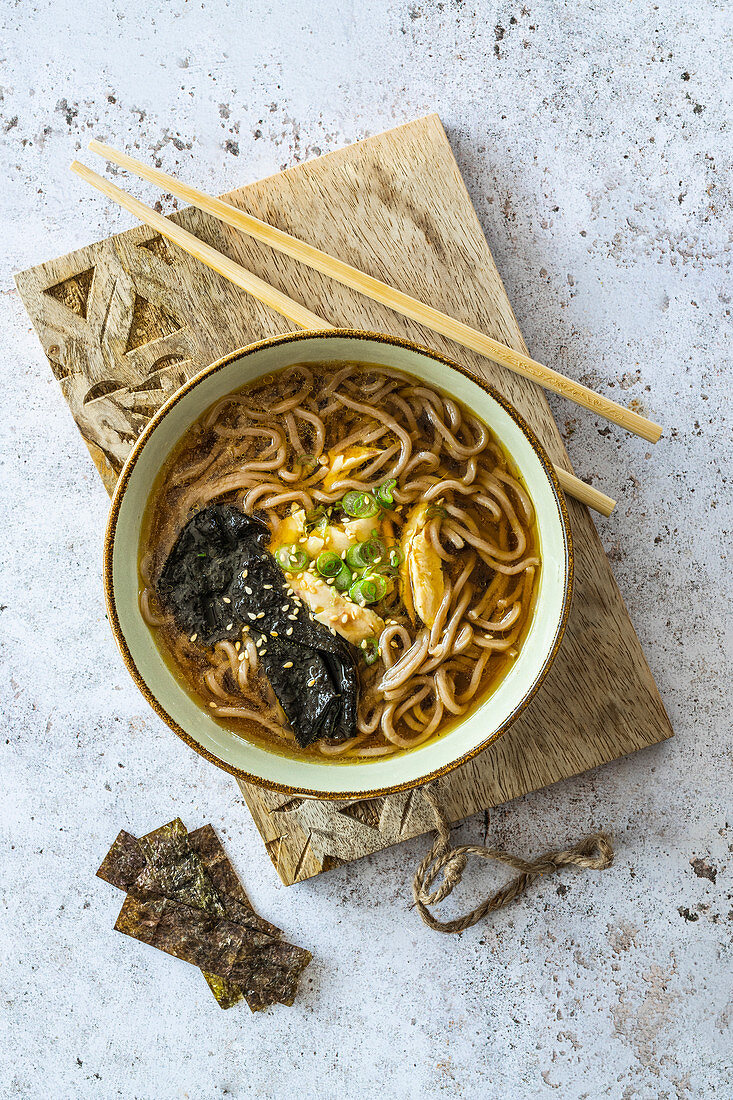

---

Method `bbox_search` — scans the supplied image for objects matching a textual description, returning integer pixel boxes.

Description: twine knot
[412,784,614,933]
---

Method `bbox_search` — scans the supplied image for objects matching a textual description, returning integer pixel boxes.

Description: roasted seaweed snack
[187,824,253,903]
[98,820,247,1009]
[97,822,311,1011]
[115,894,311,1003]
[96,829,146,891]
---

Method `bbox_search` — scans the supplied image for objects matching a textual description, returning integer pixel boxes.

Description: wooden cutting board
[15,114,673,885]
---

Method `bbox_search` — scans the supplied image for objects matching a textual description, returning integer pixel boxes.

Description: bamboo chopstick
[71,161,328,331]
[69,159,616,517]
[88,139,662,446]
[548,468,612,515]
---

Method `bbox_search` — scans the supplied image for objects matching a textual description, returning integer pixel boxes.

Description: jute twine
[412,783,614,933]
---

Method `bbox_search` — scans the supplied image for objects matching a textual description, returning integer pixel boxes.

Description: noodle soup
[139,362,540,761]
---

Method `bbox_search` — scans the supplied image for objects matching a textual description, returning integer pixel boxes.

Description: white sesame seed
[286,627,293,636]
[283,661,293,669]
[270,630,278,637]
[244,586,252,595]
[189,633,197,642]
[241,570,248,579]
[288,614,297,621]
[238,653,246,662]
[281,605,289,612]
[256,612,264,619]
[209,702,217,708]
[242,624,250,632]
[360,640,367,649]
[263,584,272,590]
[260,649,267,655]
[341,614,349,623]
[326,578,334,585]
[247,613,256,621]
[226,623,233,631]
[235,641,241,651]
[223,597,231,604]
[307,678,316,687]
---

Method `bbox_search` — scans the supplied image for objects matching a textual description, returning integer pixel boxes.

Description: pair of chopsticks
[70,143,663,516]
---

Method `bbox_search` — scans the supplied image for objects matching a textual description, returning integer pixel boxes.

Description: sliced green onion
[275,544,309,572]
[296,452,318,473]
[332,563,353,592]
[345,537,385,571]
[303,505,329,534]
[387,546,402,568]
[366,562,398,580]
[349,576,380,605]
[316,551,343,578]
[362,572,389,601]
[362,637,380,665]
[374,478,397,508]
[341,490,380,519]
[364,561,396,586]
[345,544,363,570]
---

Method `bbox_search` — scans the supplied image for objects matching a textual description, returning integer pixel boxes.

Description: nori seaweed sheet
[96,830,145,890]
[97,821,244,1008]
[154,504,358,746]
[134,827,280,938]
[188,824,285,1007]
[200,971,244,1011]
[115,895,311,1008]
[186,826,282,936]
[187,824,250,903]
[97,821,309,1010]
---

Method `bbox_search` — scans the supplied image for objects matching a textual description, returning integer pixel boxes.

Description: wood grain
[71,158,616,517]
[15,115,673,886]
[85,138,661,445]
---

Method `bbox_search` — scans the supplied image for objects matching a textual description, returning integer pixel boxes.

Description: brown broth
[139,362,541,761]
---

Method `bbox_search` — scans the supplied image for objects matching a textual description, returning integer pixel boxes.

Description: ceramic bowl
[104,330,573,799]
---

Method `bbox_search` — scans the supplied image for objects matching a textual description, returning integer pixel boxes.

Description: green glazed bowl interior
[104,330,572,799]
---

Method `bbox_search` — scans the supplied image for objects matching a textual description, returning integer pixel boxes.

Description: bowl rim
[103,328,574,800]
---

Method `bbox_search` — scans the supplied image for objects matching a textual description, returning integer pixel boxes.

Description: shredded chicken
[286,571,384,645]
[399,503,445,628]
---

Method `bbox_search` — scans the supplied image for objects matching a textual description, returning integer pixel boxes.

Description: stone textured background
[1,1,730,1097]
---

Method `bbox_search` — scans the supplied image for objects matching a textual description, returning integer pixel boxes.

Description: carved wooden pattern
[15,115,673,885]
[44,267,95,318]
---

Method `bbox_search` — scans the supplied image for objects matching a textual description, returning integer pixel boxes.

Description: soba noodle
[139,362,540,760]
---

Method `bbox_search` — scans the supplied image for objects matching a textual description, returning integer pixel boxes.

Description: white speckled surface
[1,2,730,1097]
